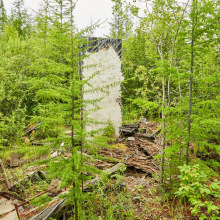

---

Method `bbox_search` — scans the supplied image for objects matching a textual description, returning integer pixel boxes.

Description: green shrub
[175,164,220,219]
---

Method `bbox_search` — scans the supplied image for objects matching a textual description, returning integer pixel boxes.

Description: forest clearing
[0,0,220,219]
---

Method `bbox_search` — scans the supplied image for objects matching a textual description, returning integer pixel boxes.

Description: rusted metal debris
[0,195,24,220]
[1,120,161,219]
[0,159,11,190]
[0,192,25,202]
[17,189,50,208]
[14,204,21,220]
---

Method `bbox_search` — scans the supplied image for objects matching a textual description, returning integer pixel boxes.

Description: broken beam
[0,159,11,190]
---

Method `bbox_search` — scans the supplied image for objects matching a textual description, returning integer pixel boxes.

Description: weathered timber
[29,163,126,220]
[138,145,153,158]
[47,179,62,196]
[139,129,161,140]
[119,123,139,136]
[119,128,136,136]
[120,128,135,133]
[125,158,158,175]
[121,123,139,129]
[29,199,65,220]
[83,162,126,192]
[11,153,19,167]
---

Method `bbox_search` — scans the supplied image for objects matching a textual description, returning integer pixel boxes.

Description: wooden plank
[11,153,19,167]
[47,179,61,196]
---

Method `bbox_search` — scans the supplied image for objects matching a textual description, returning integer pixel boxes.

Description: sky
[4,0,114,37]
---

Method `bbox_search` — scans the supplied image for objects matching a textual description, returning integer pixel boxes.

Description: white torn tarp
[83,41,123,138]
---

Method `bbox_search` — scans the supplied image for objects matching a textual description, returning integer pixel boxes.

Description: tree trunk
[187,0,194,165]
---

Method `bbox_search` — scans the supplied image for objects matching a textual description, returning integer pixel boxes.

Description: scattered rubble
[24,123,41,137]
[10,171,47,192]
[119,123,139,136]
[99,120,161,177]
[47,179,62,196]
[0,119,163,219]
[127,137,135,141]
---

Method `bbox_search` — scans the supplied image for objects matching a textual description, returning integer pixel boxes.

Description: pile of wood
[119,123,139,136]
[119,121,161,141]
[98,120,161,176]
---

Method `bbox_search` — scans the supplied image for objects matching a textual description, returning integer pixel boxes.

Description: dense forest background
[0,0,220,219]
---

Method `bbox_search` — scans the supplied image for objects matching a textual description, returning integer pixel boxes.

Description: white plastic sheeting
[83,45,123,138]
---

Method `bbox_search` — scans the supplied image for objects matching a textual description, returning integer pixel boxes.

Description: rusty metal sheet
[0,192,25,202]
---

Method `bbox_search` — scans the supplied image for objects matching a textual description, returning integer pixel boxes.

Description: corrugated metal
[81,37,122,58]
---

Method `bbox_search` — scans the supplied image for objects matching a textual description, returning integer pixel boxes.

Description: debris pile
[99,120,161,176]
[0,120,162,219]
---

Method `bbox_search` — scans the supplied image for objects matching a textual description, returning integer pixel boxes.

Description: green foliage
[119,0,220,188]
[0,24,32,145]
[102,120,115,138]
[10,0,32,37]
[0,0,7,31]
[175,164,220,219]
[132,98,159,118]
[0,2,121,219]
[1,0,220,218]
[108,0,133,39]
[77,173,135,220]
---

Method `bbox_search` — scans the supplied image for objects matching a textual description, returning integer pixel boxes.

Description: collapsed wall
[82,38,123,138]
